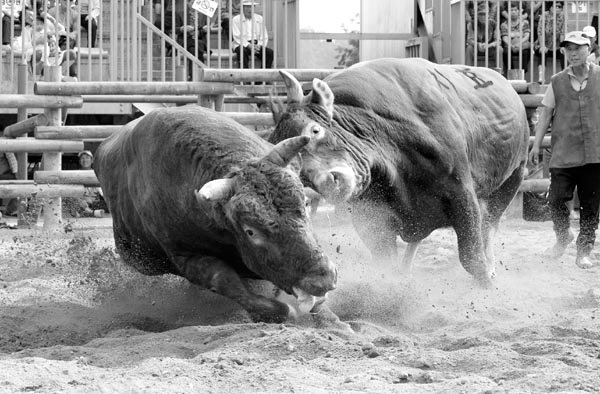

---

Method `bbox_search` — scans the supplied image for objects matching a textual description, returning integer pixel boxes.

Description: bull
[94,106,337,323]
[269,58,529,286]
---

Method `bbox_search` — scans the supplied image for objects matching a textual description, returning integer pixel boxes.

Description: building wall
[360,0,414,60]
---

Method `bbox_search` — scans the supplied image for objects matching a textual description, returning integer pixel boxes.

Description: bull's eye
[311,125,322,135]
[242,225,264,246]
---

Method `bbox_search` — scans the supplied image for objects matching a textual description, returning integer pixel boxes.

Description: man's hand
[528,145,540,165]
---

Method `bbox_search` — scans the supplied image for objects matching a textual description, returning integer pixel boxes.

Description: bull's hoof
[311,303,353,333]
[474,274,495,289]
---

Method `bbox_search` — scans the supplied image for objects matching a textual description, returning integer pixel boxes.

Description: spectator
[63,150,107,218]
[535,1,565,72]
[529,31,600,269]
[1,0,25,49]
[501,3,531,75]
[9,7,61,76]
[583,25,600,65]
[220,0,240,42]
[465,7,503,69]
[231,0,273,68]
[0,153,19,216]
[79,0,99,47]
[47,0,79,77]
[178,0,210,80]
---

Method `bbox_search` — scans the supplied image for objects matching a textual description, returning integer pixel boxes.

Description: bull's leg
[400,240,421,272]
[350,200,399,261]
[448,187,493,287]
[481,165,526,273]
[173,255,291,323]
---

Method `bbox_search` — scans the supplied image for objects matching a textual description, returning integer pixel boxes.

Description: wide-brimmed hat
[560,31,591,47]
[241,0,259,6]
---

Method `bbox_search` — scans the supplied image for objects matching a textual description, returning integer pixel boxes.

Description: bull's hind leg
[173,255,291,323]
[482,165,526,271]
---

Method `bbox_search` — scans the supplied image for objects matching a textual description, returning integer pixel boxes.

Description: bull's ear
[269,94,285,124]
[262,135,310,167]
[280,70,304,104]
[195,178,235,202]
[311,78,334,120]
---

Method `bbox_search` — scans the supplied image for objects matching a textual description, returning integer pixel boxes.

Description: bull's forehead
[271,105,329,141]
[235,164,306,214]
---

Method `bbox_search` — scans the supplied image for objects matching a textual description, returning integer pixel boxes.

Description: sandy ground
[0,209,599,394]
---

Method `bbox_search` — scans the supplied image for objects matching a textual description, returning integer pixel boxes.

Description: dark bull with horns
[269,58,529,287]
[94,106,337,323]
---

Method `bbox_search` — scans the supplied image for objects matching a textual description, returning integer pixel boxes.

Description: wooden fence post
[42,66,64,231]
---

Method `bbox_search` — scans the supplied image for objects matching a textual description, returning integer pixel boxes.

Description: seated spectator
[79,0,99,47]
[9,7,61,76]
[465,8,503,69]
[47,0,79,77]
[231,0,273,68]
[178,0,210,79]
[0,153,19,216]
[1,0,25,50]
[501,3,531,75]
[535,1,565,72]
[63,151,107,218]
[583,25,600,65]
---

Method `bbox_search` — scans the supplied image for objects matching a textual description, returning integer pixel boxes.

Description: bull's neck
[332,105,402,194]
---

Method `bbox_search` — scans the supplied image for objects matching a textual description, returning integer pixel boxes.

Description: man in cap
[231,0,273,68]
[529,31,600,269]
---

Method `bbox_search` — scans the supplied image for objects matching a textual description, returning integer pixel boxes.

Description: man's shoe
[546,230,575,258]
[575,255,595,269]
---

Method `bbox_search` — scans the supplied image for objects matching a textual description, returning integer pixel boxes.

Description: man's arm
[529,105,553,164]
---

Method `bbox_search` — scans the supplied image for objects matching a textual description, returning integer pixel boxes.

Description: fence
[0,66,553,230]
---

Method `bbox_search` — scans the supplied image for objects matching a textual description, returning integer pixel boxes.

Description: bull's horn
[195,178,235,202]
[280,70,304,104]
[263,136,310,167]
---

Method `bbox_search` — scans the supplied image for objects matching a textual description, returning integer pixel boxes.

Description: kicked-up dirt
[0,211,598,393]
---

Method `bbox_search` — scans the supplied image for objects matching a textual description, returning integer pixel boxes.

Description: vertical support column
[198,95,216,109]
[42,66,63,231]
[16,63,30,227]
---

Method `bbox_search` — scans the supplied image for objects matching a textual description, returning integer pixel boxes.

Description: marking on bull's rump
[456,68,493,89]
[429,69,457,93]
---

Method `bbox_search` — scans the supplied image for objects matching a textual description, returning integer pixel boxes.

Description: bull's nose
[301,256,337,296]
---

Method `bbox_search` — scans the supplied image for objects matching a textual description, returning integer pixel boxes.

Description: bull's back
[328,58,529,193]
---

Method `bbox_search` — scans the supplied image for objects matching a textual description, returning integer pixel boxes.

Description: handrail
[135,13,206,69]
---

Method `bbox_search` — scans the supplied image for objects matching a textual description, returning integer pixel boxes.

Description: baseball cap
[241,0,258,5]
[560,31,591,47]
[78,150,93,159]
[583,25,597,38]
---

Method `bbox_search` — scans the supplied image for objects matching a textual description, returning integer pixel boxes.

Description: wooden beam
[34,82,235,96]
[3,114,48,138]
[35,125,122,140]
[0,183,85,198]
[34,170,99,186]
[223,112,274,126]
[200,68,336,83]
[0,139,84,153]
[0,95,83,108]
[518,178,550,193]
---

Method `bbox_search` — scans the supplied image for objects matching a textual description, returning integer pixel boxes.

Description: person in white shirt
[79,0,100,47]
[231,0,272,68]
[2,0,25,47]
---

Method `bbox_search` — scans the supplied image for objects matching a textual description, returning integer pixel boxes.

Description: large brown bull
[94,106,337,323]
[269,58,529,286]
